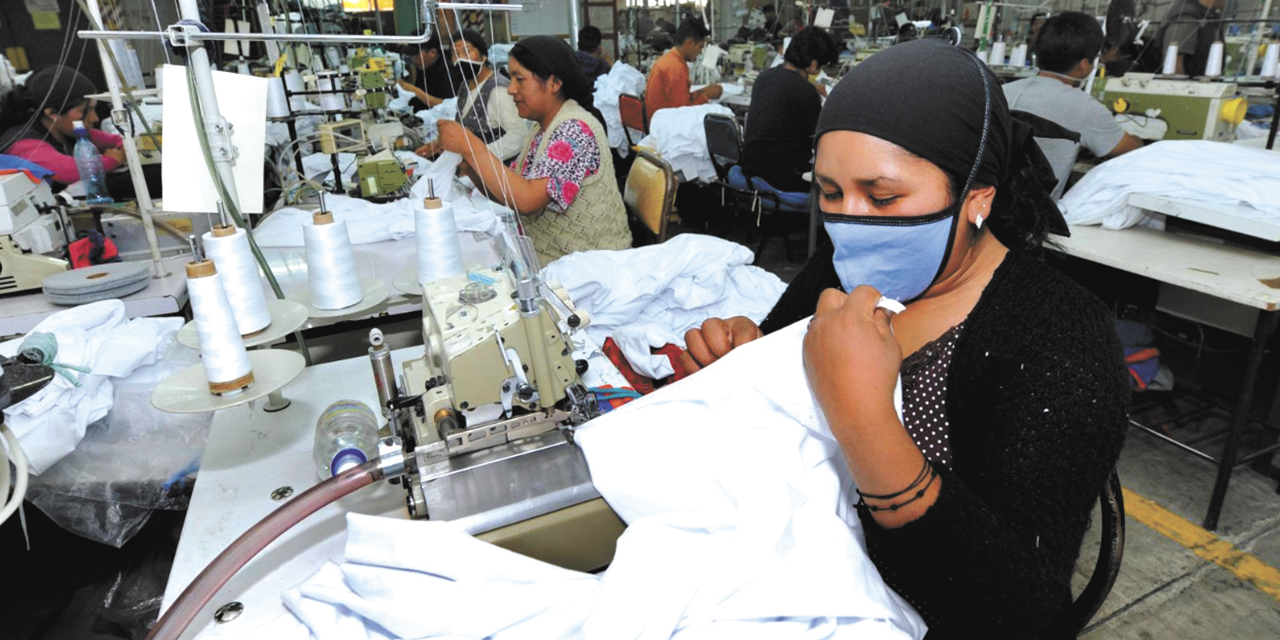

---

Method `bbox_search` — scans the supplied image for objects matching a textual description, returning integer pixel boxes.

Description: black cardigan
[762,247,1129,639]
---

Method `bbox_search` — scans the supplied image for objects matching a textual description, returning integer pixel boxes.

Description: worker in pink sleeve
[0,67,126,187]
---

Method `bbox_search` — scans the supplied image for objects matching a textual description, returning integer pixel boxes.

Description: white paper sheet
[161,64,267,214]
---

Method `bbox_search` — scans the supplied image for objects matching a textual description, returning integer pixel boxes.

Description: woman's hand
[437,120,473,155]
[102,148,127,164]
[803,286,903,424]
[415,141,442,159]
[679,316,763,373]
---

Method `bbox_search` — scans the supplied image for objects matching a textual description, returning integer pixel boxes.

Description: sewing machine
[376,230,624,571]
[1093,73,1247,141]
[0,174,68,295]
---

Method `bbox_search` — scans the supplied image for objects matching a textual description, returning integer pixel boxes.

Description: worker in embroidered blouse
[644,19,723,128]
[438,36,632,267]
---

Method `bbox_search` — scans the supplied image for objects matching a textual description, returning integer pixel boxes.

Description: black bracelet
[856,457,932,501]
[856,465,938,513]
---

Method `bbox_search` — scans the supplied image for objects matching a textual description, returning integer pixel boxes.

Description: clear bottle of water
[313,399,380,480]
[71,120,113,204]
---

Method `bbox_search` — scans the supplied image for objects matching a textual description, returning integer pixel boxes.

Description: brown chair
[618,93,648,148]
[624,149,678,246]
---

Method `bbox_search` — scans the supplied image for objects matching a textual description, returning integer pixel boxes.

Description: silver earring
[975,214,984,229]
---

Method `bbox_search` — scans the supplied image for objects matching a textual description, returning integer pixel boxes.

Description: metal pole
[84,0,169,278]
[1245,0,1274,77]
[569,0,582,49]
[175,0,243,214]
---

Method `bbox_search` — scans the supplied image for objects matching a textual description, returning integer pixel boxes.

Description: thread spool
[990,41,1006,66]
[203,225,272,335]
[283,69,305,111]
[1009,44,1028,68]
[1262,43,1280,79]
[317,72,346,112]
[236,60,250,76]
[1162,43,1180,75]
[186,261,255,395]
[266,76,290,117]
[1204,41,1224,77]
[416,196,465,286]
[303,211,363,310]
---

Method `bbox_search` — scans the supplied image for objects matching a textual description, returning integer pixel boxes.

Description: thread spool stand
[395,190,464,295]
[292,209,390,319]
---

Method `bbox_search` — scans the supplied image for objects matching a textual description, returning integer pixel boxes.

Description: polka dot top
[900,322,964,467]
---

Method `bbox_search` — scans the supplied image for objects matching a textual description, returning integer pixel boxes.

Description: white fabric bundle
[415,98,458,142]
[1060,140,1280,229]
[593,62,648,152]
[236,320,926,640]
[637,103,736,184]
[542,234,786,378]
[0,301,183,474]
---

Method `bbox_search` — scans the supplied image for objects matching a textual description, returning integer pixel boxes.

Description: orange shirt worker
[644,19,723,128]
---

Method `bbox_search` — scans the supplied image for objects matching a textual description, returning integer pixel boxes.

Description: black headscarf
[509,36,605,127]
[0,66,99,152]
[814,39,1067,244]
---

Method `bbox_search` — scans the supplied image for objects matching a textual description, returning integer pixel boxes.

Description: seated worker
[738,27,839,196]
[576,25,613,87]
[396,35,460,110]
[415,29,526,163]
[644,19,723,128]
[761,5,783,41]
[1150,0,1226,77]
[0,67,131,189]
[438,36,632,266]
[680,40,1127,638]
[1003,12,1142,199]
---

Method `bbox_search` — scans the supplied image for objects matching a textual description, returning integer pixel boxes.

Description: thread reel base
[292,279,389,320]
[151,350,306,414]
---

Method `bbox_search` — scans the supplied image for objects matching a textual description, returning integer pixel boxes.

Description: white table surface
[0,254,190,337]
[1051,224,1280,312]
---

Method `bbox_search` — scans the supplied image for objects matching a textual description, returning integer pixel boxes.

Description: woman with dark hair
[438,35,631,266]
[680,39,1127,638]
[0,66,126,186]
[416,29,525,163]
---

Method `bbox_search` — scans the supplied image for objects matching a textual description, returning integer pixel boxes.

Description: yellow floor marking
[1123,487,1280,601]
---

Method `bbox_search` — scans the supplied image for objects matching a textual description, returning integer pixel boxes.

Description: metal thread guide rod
[424,179,441,210]
[187,234,203,262]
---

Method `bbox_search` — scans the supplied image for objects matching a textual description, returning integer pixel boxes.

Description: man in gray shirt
[1003,12,1143,198]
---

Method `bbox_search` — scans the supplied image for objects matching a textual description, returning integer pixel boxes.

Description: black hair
[510,37,607,127]
[763,5,776,14]
[784,27,840,70]
[675,19,711,46]
[453,28,489,59]
[579,25,603,52]
[1034,12,1103,73]
[0,66,98,149]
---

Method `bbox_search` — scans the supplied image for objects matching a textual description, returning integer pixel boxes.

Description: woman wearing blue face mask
[681,39,1127,638]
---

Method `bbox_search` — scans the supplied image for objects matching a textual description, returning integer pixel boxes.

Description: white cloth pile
[638,103,735,184]
[593,62,648,153]
[1060,140,1280,229]
[0,301,184,474]
[415,98,458,142]
[236,320,926,640]
[542,234,785,378]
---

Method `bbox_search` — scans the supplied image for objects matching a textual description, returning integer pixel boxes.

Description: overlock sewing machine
[0,173,69,295]
[1092,72,1247,142]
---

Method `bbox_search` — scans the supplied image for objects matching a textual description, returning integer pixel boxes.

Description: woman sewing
[680,40,1128,639]
[415,29,526,164]
[437,35,631,266]
[0,67,125,186]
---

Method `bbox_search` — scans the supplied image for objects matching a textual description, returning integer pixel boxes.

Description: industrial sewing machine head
[370,207,597,520]
[1093,73,1247,141]
[0,173,68,295]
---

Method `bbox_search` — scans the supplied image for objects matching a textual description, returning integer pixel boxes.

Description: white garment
[240,320,925,640]
[542,234,785,378]
[593,63,648,153]
[1059,140,1280,229]
[415,98,459,142]
[638,104,735,184]
[0,301,183,474]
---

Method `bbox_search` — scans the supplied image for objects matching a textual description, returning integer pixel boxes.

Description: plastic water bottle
[313,399,380,480]
[72,120,113,204]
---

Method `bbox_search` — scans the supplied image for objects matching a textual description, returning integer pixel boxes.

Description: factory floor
[5,214,1280,639]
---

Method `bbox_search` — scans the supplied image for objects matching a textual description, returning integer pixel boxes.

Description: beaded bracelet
[856,464,938,513]
[856,457,931,501]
